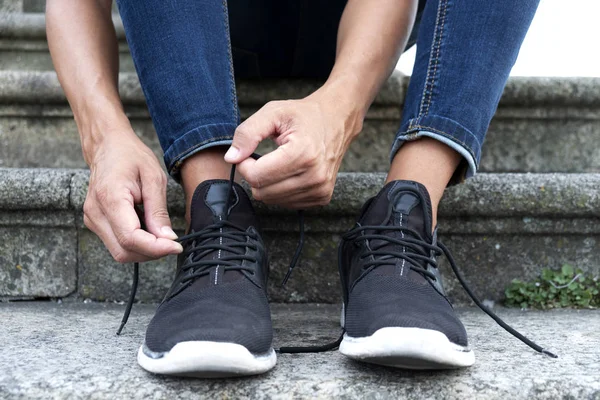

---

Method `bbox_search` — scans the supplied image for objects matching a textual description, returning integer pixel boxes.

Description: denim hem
[163,122,237,179]
[390,114,480,180]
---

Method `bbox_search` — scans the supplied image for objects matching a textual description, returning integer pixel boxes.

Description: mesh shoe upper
[339,180,469,347]
[144,180,272,355]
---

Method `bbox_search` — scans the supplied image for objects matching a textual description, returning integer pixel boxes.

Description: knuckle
[94,185,110,204]
[82,200,94,217]
[115,232,134,250]
[155,171,168,187]
[82,214,94,230]
[113,251,130,264]
[316,187,329,198]
[234,125,253,141]
[303,154,318,168]
[246,173,262,189]
[146,171,167,189]
[251,188,262,201]
[317,196,332,206]
[314,171,328,185]
[151,207,169,220]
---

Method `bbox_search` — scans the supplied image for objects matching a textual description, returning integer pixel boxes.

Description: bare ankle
[181,146,232,224]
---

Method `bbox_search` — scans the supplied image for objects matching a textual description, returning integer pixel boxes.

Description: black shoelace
[115,164,557,359]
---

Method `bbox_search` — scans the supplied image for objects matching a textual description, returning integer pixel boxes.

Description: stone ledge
[0,70,406,107]
[0,12,126,39]
[2,168,600,218]
[2,70,600,109]
[0,167,72,210]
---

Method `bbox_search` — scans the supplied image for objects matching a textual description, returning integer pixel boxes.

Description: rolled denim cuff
[390,115,481,182]
[163,123,237,180]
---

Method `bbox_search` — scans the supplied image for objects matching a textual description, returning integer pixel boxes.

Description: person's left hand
[224,88,364,209]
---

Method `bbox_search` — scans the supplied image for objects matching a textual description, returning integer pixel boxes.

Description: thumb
[140,170,178,240]
[225,103,281,163]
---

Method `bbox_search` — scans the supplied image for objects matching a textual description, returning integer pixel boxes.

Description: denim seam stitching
[418,0,448,117]
[222,0,239,122]
[426,0,448,115]
[400,124,479,166]
[169,134,234,171]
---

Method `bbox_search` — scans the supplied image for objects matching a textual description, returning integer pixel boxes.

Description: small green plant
[504,264,600,309]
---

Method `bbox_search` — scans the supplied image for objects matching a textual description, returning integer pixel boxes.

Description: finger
[224,102,282,163]
[277,200,330,210]
[84,212,156,263]
[139,169,177,240]
[262,191,331,208]
[99,190,183,257]
[237,143,306,188]
[252,174,315,202]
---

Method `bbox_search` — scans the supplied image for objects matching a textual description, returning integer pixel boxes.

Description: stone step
[1,0,118,13]
[2,12,600,173]
[1,69,600,173]
[1,301,598,399]
[1,168,599,305]
[0,13,130,72]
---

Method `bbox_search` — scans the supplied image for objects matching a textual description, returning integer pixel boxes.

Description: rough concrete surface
[0,168,71,210]
[0,302,598,399]
[0,226,76,297]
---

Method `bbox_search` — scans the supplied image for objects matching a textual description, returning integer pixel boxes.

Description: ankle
[181,146,232,224]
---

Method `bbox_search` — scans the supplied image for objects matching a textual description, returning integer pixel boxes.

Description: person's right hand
[83,131,183,263]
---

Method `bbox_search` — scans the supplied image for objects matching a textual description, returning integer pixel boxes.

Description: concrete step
[2,12,600,173]
[1,168,599,305]
[0,301,598,399]
[0,13,130,72]
[1,69,600,173]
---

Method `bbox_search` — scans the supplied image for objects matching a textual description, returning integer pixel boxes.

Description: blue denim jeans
[116,0,539,181]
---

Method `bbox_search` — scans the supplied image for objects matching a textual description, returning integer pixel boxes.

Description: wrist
[75,106,135,166]
[312,76,367,138]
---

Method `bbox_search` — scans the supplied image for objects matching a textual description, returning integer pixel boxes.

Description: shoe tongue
[360,180,433,280]
[189,180,257,233]
[361,180,432,238]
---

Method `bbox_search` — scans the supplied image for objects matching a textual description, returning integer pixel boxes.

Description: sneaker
[136,180,276,377]
[338,180,475,369]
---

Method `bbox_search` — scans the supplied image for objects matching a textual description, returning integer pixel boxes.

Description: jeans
[116,0,539,181]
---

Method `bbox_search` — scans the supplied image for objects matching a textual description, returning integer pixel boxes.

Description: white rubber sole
[137,341,277,378]
[339,327,475,369]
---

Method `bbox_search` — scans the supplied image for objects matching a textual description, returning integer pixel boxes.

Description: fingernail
[224,146,239,162]
[161,226,178,240]
[173,242,184,253]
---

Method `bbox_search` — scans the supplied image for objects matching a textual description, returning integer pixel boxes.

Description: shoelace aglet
[541,349,558,359]
[116,321,126,336]
[281,267,293,287]
[116,262,139,336]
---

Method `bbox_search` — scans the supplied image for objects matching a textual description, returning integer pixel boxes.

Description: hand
[224,86,364,209]
[83,131,183,263]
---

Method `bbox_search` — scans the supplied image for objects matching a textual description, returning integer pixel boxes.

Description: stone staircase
[1,4,600,399]
[2,8,600,305]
